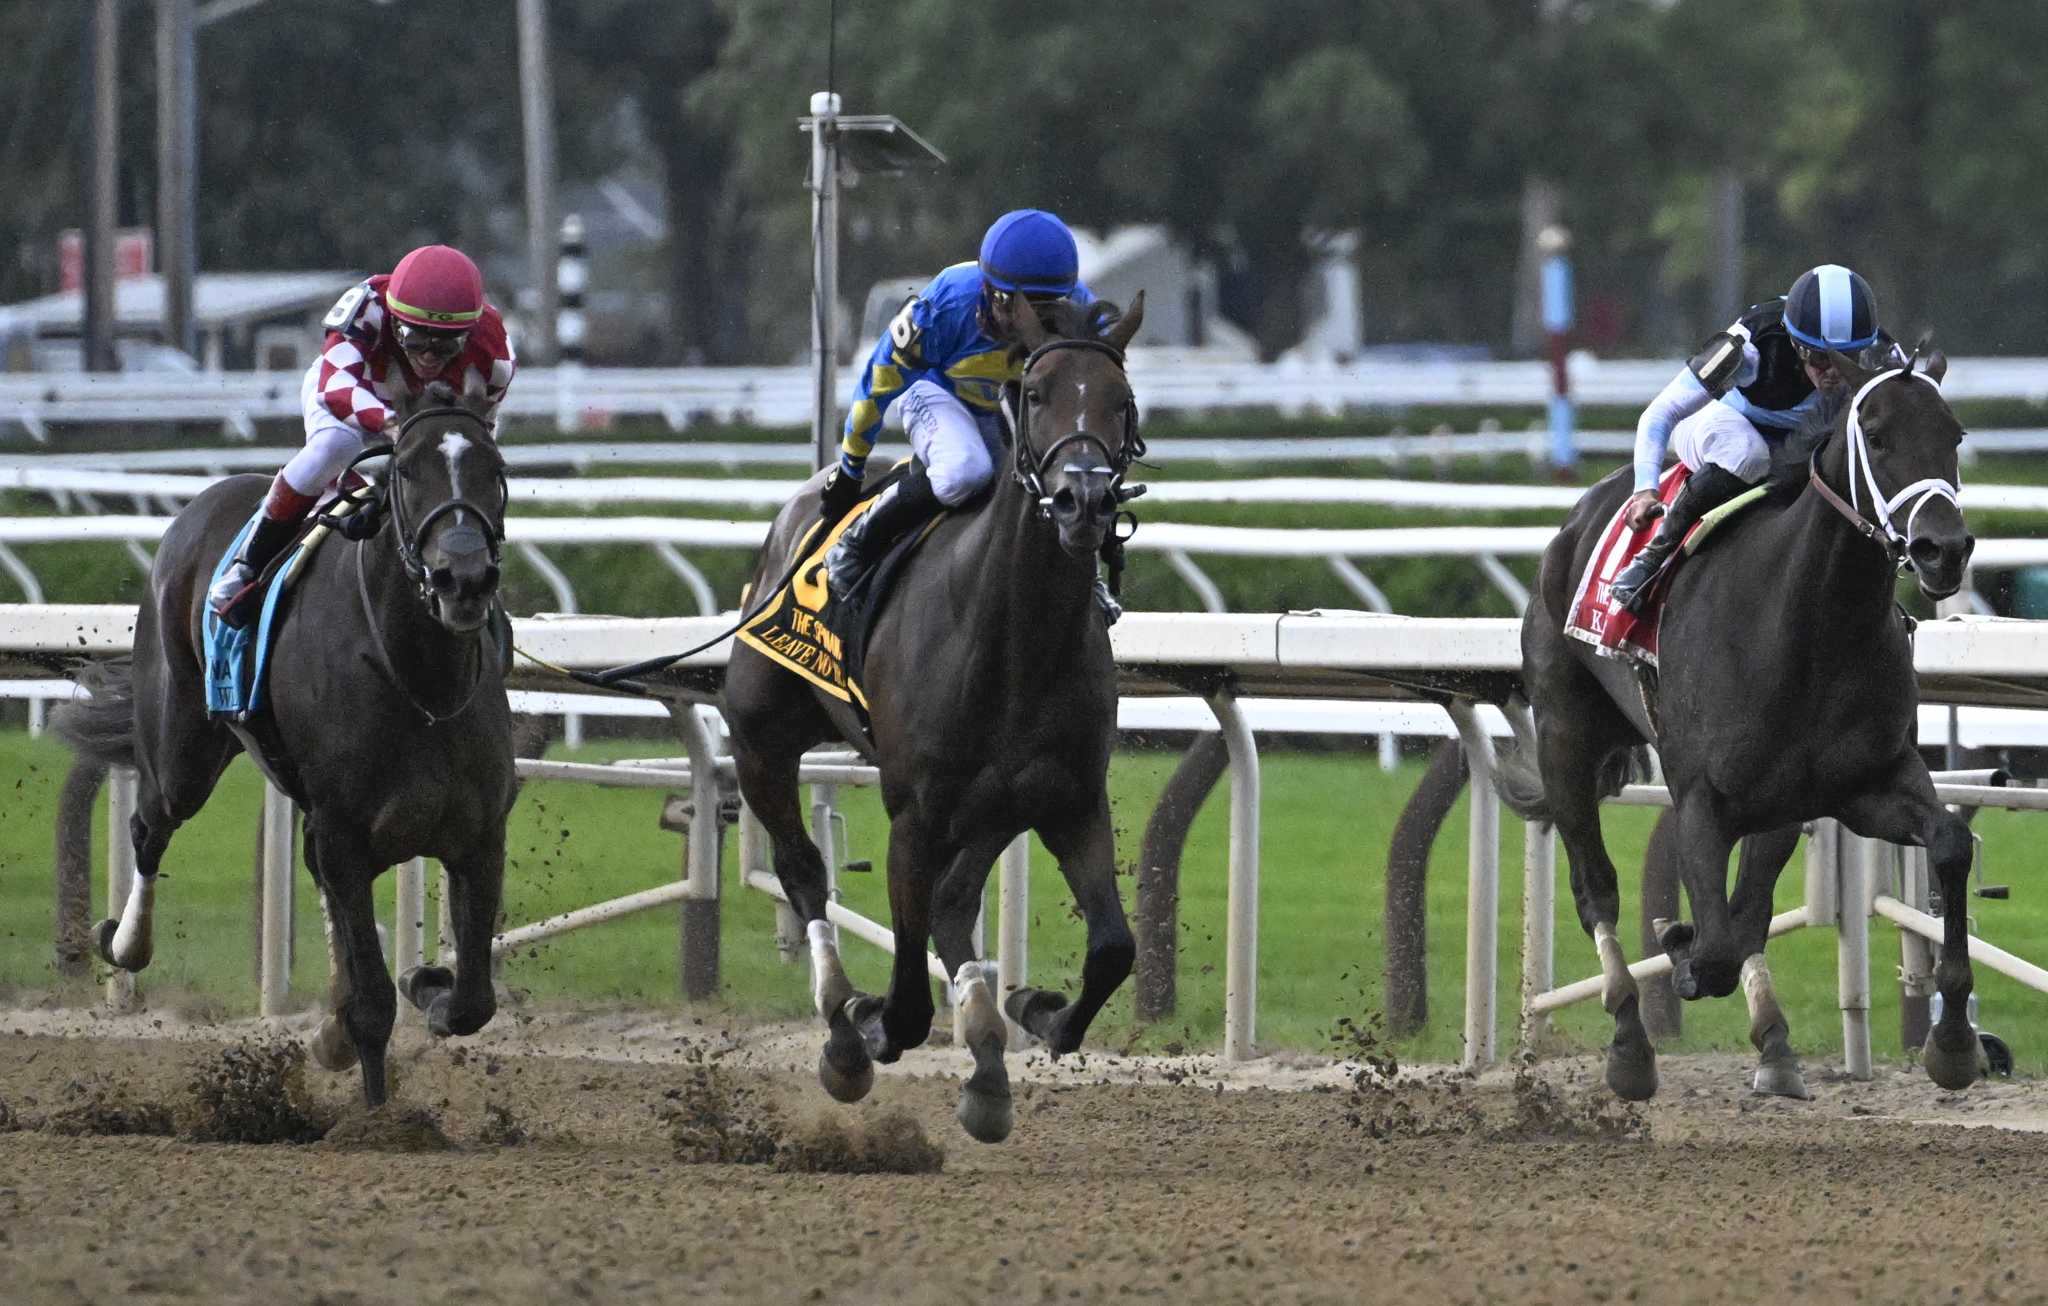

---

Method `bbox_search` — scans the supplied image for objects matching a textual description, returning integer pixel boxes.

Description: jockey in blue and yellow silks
[820,209,1094,593]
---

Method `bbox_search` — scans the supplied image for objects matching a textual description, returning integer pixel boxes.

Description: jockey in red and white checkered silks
[208,244,517,625]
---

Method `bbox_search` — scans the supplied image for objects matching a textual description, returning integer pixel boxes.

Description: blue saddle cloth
[202,514,311,720]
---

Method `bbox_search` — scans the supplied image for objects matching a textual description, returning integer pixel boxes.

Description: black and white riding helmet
[1784,264,1879,354]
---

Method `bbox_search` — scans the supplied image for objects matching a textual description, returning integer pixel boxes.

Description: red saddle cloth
[1563,463,1692,665]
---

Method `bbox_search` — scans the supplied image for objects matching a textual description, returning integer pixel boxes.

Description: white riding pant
[285,367,375,496]
[894,379,998,506]
[1670,401,1772,483]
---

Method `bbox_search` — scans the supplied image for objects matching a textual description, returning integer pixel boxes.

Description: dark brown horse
[724,293,1146,1142]
[1494,349,1976,1100]
[55,407,514,1107]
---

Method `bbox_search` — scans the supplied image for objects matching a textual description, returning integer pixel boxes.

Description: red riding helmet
[385,245,486,330]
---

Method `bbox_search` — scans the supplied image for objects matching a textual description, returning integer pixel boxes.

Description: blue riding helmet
[978,209,1079,296]
[1784,264,1879,353]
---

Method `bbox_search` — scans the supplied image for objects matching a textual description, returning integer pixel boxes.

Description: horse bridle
[1004,337,1147,520]
[375,406,509,609]
[1807,368,1960,569]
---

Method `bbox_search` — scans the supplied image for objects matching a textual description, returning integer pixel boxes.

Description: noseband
[1004,337,1147,520]
[1807,369,1960,569]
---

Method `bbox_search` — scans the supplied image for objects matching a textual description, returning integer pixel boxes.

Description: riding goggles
[394,320,470,360]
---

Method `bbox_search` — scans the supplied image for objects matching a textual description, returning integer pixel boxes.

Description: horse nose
[1051,480,1115,525]
[1908,537,1944,572]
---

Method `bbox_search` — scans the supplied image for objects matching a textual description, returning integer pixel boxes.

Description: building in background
[0,271,356,373]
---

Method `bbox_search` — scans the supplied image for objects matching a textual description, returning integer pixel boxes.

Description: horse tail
[51,659,139,770]
[1490,706,1650,826]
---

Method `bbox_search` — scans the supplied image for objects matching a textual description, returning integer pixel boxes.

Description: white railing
[14,355,2048,437]
[13,604,2048,1073]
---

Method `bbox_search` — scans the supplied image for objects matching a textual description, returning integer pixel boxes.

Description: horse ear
[1104,289,1145,353]
[1917,347,1949,386]
[999,291,1049,351]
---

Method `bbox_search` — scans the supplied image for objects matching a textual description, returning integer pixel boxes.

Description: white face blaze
[440,432,472,526]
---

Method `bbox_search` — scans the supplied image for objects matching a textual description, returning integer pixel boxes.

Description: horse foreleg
[867,811,940,1062]
[1006,801,1133,1058]
[1727,825,1807,1098]
[929,833,1020,1144]
[400,845,501,1038]
[1838,770,1981,1090]
[308,827,397,1107]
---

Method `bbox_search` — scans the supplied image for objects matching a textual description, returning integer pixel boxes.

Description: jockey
[819,208,1095,596]
[1607,263,1901,612]
[207,245,516,627]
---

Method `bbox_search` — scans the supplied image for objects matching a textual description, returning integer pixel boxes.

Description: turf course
[4,727,2045,1073]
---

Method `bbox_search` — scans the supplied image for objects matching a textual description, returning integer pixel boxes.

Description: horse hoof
[1752,1057,1811,1100]
[956,1033,1013,1145]
[92,917,150,971]
[819,1013,876,1104]
[1923,1027,1983,1091]
[1003,988,1069,1045]
[310,1015,359,1073]
[1605,998,1658,1102]
[398,965,454,1011]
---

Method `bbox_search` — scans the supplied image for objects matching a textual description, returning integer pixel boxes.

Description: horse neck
[358,531,478,689]
[961,475,1101,677]
[1774,467,1906,639]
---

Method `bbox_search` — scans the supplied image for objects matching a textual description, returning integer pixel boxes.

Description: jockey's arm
[838,325,922,482]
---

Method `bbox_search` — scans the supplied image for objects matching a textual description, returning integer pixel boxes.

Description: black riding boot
[1607,464,1753,612]
[206,509,306,628]
[826,468,941,597]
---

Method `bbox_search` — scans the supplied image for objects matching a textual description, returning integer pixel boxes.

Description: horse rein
[1806,368,1959,569]
[1004,337,1147,520]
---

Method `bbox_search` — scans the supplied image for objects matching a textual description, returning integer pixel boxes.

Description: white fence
[14,355,2048,437]
[12,604,2048,1074]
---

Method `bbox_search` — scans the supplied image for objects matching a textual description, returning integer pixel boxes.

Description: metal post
[394,856,426,977]
[1538,225,1575,474]
[676,703,722,999]
[1837,832,1874,1080]
[437,866,454,965]
[1204,688,1261,1063]
[807,90,842,472]
[1519,820,1555,1050]
[745,802,799,962]
[998,833,1029,1043]
[84,0,121,373]
[259,782,294,1018]
[104,766,138,1009]
[555,212,585,431]
[156,0,198,360]
[515,0,559,363]
[1462,740,1501,1070]
[1899,844,1935,1051]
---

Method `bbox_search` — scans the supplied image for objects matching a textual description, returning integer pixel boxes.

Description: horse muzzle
[426,544,500,635]
[1907,531,1974,601]
[1048,477,1117,558]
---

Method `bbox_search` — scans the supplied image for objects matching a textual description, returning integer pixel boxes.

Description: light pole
[800,97,945,472]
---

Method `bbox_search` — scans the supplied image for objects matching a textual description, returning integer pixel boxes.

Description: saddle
[201,480,368,720]
[1563,464,1767,666]
[736,462,940,723]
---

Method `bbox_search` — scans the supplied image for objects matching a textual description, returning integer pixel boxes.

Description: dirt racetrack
[2,1008,2047,1306]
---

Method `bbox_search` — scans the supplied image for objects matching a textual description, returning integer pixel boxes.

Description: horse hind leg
[95,703,237,974]
[1727,825,1808,1099]
[927,833,1020,1144]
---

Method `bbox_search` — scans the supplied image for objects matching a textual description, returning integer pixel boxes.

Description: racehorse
[54,407,515,1107]
[1494,348,1975,1100]
[724,292,1147,1143]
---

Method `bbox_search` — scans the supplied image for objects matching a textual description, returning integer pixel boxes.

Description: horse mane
[1032,296,1128,346]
